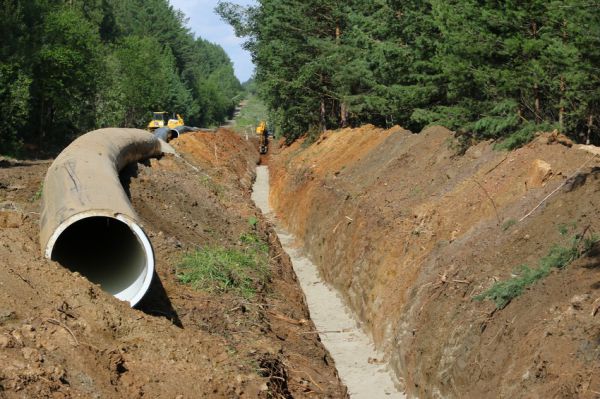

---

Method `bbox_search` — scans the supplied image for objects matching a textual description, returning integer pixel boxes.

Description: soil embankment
[0,129,346,398]
[269,125,600,398]
[253,165,402,398]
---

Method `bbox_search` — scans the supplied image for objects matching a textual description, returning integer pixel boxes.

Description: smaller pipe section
[153,127,179,142]
[40,128,162,306]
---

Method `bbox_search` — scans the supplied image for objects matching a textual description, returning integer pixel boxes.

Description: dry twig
[8,268,34,289]
[45,318,79,346]
[473,179,501,225]
[268,311,307,325]
[592,297,600,317]
[282,360,323,392]
[484,155,509,175]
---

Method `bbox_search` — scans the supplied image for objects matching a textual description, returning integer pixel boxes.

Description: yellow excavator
[147,112,184,131]
[256,121,269,154]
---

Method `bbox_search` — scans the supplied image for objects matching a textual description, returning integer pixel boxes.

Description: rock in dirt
[527,159,552,187]
[0,209,24,228]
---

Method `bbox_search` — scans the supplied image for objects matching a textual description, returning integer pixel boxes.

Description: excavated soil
[0,129,347,398]
[269,125,600,398]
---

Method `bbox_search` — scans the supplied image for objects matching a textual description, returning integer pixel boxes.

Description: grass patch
[247,216,258,229]
[501,218,517,231]
[30,182,43,202]
[233,95,268,135]
[200,175,225,198]
[476,227,598,309]
[177,233,270,298]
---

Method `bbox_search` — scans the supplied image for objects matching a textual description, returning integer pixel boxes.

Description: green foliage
[30,182,44,203]
[494,122,557,151]
[476,228,598,309]
[177,233,269,298]
[233,95,268,134]
[502,219,517,231]
[200,175,225,198]
[247,216,258,229]
[219,0,600,146]
[476,265,550,309]
[0,0,242,155]
[32,7,103,144]
[0,64,30,155]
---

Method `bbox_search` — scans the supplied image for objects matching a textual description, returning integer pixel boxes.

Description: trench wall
[269,125,600,398]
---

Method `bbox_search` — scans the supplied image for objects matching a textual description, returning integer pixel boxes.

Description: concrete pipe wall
[40,128,162,306]
[153,127,179,142]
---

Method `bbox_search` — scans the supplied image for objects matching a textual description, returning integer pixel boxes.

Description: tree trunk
[531,21,542,124]
[336,24,348,128]
[320,98,326,132]
[558,76,565,132]
[340,102,348,128]
[587,114,593,145]
[534,83,541,124]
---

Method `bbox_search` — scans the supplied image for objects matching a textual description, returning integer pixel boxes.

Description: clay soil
[0,129,347,398]
[269,125,600,398]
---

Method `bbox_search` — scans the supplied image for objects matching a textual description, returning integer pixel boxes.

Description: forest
[0,0,242,155]
[218,0,600,148]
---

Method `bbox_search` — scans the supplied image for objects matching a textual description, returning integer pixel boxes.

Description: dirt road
[252,165,403,398]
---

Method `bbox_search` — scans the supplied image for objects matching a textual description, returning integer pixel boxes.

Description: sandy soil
[269,126,600,398]
[0,129,346,398]
[253,165,402,398]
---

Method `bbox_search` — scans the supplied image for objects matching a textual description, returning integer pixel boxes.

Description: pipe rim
[44,211,155,306]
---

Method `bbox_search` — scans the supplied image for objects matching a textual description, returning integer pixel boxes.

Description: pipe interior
[51,216,149,303]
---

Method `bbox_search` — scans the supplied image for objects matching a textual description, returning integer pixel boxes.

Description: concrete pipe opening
[40,128,162,306]
[46,213,154,306]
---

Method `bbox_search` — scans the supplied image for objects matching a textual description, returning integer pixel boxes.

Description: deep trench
[252,165,403,398]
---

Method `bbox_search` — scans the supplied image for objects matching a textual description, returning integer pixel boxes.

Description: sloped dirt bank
[253,165,402,398]
[269,125,600,398]
[0,129,346,398]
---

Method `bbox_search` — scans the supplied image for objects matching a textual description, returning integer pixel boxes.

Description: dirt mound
[269,126,600,398]
[0,130,346,398]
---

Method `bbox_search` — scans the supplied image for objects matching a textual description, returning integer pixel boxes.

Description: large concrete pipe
[153,127,179,142]
[40,128,162,306]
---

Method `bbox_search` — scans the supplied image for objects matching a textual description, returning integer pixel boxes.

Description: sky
[169,0,256,83]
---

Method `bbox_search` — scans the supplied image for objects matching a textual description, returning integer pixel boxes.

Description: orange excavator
[256,121,269,154]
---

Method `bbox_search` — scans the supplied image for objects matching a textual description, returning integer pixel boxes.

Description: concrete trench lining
[40,128,162,306]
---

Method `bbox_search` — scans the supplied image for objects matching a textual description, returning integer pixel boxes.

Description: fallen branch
[8,268,34,289]
[45,318,79,346]
[484,155,509,175]
[298,328,351,334]
[270,252,284,262]
[268,311,307,325]
[473,179,501,225]
[282,360,323,392]
[453,279,471,284]
[592,297,600,317]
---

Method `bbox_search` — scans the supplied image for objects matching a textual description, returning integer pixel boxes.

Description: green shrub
[476,265,549,309]
[247,216,258,229]
[494,122,557,151]
[177,233,269,298]
[30,182,43,202]
[501,219,517,231]
[476,230,598,308]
